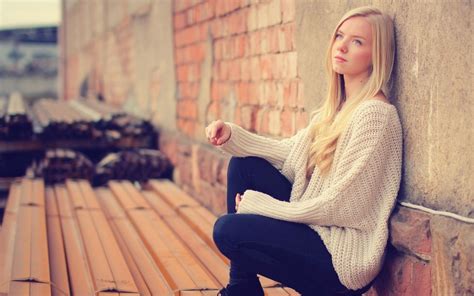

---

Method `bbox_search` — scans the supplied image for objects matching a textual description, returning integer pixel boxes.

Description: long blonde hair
[306,6,395,178]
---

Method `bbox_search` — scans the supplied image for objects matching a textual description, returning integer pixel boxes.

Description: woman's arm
[217,122,307,170]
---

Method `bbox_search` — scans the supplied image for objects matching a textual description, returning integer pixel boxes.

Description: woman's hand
[235,193,242,212]
[205,120,231,146]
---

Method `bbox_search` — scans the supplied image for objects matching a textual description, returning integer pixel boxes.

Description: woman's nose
[337,42,347,53]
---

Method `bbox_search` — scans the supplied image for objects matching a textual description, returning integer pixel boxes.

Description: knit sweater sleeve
[216,122,306,170]
[237,106,401,229]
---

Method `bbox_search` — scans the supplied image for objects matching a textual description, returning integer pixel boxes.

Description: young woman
[205,6,402,296]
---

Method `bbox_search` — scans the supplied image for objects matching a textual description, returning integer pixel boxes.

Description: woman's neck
[343,73,369,102]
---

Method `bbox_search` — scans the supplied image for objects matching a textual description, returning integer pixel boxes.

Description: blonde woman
[205,6,402,296]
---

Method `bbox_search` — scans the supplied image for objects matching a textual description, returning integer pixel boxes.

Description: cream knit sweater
[217,100,403,290]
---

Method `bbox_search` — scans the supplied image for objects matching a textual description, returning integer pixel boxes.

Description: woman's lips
[334,56,347,62]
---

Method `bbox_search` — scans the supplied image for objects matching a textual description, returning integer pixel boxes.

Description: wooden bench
[0,178,299,295]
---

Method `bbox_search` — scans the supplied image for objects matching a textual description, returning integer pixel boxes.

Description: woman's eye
[335,33,342,39]
[354,39,362,45]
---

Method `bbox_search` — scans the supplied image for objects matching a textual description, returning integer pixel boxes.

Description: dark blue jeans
[213,156,372,296]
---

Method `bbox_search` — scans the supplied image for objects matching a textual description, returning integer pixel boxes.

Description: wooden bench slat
[108,181,149,211]
[54,186,95,295]
[30,187,50,288]
[147,179,201,209]
[265,287,292,296]
[96,188,173,295]
[164,215,230,287]
[142,190,176,217]
[0,182,20,295]
[130,212,197,290]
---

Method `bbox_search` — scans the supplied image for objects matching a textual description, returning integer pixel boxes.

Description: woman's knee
[228,156,267,178]
[213,214,238,255]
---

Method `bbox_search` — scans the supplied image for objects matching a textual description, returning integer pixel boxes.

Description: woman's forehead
[338,16,372,41]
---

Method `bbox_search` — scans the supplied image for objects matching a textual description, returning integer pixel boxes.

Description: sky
[0,0,60,29]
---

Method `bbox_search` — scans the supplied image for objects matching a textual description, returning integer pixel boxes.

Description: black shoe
[216,281,264,296]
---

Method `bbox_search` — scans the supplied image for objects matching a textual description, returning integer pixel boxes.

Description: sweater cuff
[237,189,286,215]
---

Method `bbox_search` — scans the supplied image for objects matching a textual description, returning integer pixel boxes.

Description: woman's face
[331,16,373,79]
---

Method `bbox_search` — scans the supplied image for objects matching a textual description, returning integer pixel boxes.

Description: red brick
[248,82,259,104]
[279,22,295,52]
[268,27,279,53]
[247,6,258,32]
[199,22,209,41]
[235,34,248,58]
[210,19,223,38]
[281,0,295,23]
[174,12,187,29]
[267,0,281,26]
[176,65,188,81]
[268,108,281,135]
[283,79,298,107]
[295,110,308,130]
[287,51,298,78]
[281,108,295,136]
[190,42,206,62]
[250,57,261,81]
[390,207,432,260]
[372,248,431,296]
[187,6,196,25]
[218,60,229,80]
[296,80,305,108]
[240,58,250,81]
[249,30,261,55]
[240,105,258,131]
[260,55,272,80]
[177,98,198,119]
[214,39,223,60]
[236,82,250,103]
[257,3,269,29]
[260,28,270,54]
[229,59,241,81]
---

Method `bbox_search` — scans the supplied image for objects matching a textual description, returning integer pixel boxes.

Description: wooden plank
[95,188,127,220]
[65,180,100,210]
[128,211,197,291]
[108,181,146,211]
[282,286,301,295]
[120,181,152,209]
[75,210,121,292]
[264,287,291,296]
[95,188,173,296]
[92,211,139,293]
[163,215,230,287]
[0,182,21,295]
[29,180,50,285]
[147,179,201,209]
[54,186,94,295]
[142,190,176,217]
[45,187,70,296]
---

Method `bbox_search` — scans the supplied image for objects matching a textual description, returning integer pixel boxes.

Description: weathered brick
[268,108,281,135]
[267,0,281,26]
[260,55,273,80]
[283,79,298,107]
[250,56,261,81]
[295,109,308,130]
[174,12,187,29]
[257,4,269,29]
[229,59,241,81]
[390,206,432,261]
[247,6,258,31]
[287,51,298,78]
[281,0,295,23]
[240,58,251,81]
[431,215,474,295]
[249,30,261,55]
[371,246,431,296]
[281,107,295,136]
